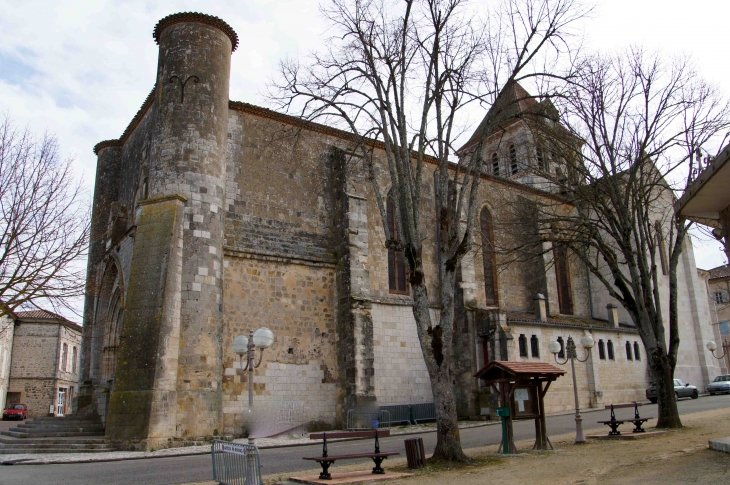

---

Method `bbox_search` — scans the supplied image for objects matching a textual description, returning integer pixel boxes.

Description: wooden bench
[597,402,653,435]
[302,430,399,480]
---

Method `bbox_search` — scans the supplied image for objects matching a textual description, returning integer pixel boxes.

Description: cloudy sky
[0,0,728,285]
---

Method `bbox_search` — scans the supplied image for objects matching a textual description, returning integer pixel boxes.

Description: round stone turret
[106,13,236,448]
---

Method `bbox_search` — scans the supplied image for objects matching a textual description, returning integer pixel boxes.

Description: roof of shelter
[708,264,730,280]
[474,360,565,382]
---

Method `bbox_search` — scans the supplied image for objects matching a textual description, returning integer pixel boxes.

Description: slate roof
[708,264,730,281]
[458,81,559,154]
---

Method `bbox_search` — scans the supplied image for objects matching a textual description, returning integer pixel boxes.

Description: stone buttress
[105,13,236,449]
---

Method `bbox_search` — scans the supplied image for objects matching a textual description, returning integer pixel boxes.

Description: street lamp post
[549,334,594,444]
[705,340,730,369]
[233,327,275,408]
[706,340,729,362]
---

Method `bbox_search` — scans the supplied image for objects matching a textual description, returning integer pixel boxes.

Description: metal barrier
[410,402,436,423]
[346,409,391,430]
[379,404,411,426]
[211,440,262,485]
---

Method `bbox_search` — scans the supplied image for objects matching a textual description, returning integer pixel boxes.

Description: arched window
[509,145,518,175]
[607,340,615,360]
[557,336,565,359]
[634,341,641,361]
[625,341,633,360]
[554,245,574,315]
[491,153,500,176]
[598,339,606,360]
[530,335,540,357]
[480,207,498,305]
[387,195,407,294]
[518,334,528,357]
[61,343,68,371]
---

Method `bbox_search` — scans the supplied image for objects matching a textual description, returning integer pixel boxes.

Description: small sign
[514,388,529,412]
[221,442,247,456]
[496,406,510,417]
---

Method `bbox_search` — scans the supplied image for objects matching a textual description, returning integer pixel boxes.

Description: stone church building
[77,13,722,450]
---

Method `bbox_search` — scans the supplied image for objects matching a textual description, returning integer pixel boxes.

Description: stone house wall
[8,321,81,417]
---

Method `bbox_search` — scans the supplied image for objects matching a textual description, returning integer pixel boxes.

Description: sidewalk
[0,403,659,466]
[255,406,730,485]
[0,418,499,465]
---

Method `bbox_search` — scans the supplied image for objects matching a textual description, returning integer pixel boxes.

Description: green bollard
[496,406,510,454]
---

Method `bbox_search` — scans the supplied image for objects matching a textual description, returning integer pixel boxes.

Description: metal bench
[302,430,399,480]
[597,402,653,435]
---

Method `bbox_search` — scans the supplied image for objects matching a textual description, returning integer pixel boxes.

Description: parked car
[707,374,730,395]
[2,403,28,421]
[646,379,698,403]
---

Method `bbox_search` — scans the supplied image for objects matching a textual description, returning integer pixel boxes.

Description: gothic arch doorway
[94,262,125,387]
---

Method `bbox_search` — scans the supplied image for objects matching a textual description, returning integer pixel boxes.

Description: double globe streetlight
[233,327,275,408]
[549,334,595,444]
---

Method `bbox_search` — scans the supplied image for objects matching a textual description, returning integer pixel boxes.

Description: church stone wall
[221,257,338,434]
[371,303,433,405]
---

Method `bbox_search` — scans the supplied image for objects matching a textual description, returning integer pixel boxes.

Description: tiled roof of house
[708,264,730,280]
[14,310,81,330]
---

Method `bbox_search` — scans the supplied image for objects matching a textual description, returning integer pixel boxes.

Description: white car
[707,375,730,395]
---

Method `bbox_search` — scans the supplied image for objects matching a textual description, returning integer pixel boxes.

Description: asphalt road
[2,394,729,485]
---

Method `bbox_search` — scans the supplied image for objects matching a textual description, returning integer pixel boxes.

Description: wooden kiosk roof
[474,361,565,382]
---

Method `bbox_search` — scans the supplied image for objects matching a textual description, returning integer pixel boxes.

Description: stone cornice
[153,12,239,52]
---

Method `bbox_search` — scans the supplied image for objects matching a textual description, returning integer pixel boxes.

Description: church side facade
[77,13,721,451]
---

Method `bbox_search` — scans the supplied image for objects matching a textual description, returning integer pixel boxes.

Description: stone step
[0,442,112,450]
[12,425,105,432]
[0,436,106,445]
[18,419,101,425]
[0,447,116,454]
[1,430,105,439]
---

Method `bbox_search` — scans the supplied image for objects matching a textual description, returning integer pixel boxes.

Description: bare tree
[0,115,89,321]
[529,50,730,428]
[273,0,586,460]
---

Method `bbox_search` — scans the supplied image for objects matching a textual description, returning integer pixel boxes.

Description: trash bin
[404,437,426,469]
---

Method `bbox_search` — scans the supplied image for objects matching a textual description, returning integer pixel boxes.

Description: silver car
[646,379,698,403]
[707,374,730,395]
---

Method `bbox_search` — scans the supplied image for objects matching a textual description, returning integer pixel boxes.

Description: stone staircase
[0,415,114,454]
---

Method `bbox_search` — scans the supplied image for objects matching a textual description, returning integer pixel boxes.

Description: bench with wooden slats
[597,402,653,435]
[302,430,399,480]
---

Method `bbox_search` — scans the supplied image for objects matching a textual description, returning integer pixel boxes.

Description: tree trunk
[430,369,469,462]
[651,349,682,428]
[409,261,468,463]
